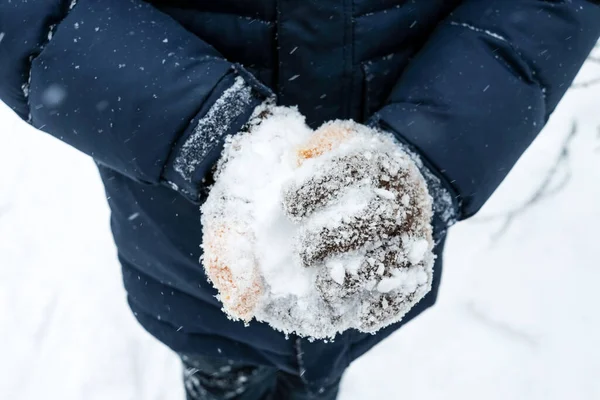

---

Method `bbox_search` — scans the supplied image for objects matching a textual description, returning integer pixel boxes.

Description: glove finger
[373,152,435,236]
[282,152,378,221]
[297,196,401,267]
[284,147,429,225]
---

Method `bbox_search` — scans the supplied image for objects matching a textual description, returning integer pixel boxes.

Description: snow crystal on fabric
[201,108,436,338]
[174,76,253,182]
[449,21,507,42]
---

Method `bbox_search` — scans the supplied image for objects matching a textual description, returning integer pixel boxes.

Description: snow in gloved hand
[201,106,435,339]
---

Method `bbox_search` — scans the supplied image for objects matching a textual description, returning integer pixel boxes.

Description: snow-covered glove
[201,107,448,338]
[282,122,435,332]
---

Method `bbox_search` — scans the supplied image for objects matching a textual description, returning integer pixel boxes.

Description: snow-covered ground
[1,50,599,399]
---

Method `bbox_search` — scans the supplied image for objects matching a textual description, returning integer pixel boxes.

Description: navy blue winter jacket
[1,0,599,389]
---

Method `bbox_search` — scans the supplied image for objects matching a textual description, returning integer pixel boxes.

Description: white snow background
[1,47,599,399]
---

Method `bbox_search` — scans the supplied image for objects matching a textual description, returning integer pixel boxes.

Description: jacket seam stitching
[358,49,406,65]
[354,1,410,19]
[448,19,549,113]
[188,10,274,26]
[158,6,274,25]
[341,0,350,118]
[349,0,355,119]
[294,338,316,395]
[275,0,283,99]
[23,0,79,123]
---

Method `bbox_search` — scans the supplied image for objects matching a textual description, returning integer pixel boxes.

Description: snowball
[201,108,435,338]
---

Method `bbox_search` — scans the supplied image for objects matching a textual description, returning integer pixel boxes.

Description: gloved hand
[282,122,435,332]
[201,107,447,337]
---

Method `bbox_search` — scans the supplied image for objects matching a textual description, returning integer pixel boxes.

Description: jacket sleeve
[0,0,272,202]
[369,0,600,219]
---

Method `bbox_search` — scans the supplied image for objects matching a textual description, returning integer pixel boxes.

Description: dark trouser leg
[273,372,341,400]
[180,354,342,400]
[181,354,277,400]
